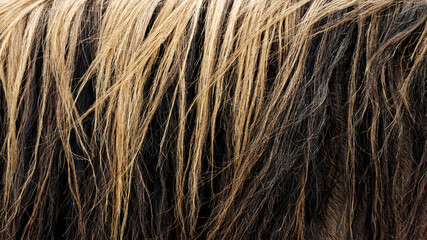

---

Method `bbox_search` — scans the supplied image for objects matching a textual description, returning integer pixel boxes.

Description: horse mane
[0,0,426,239]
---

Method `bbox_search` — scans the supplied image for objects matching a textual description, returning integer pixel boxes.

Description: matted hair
[0,0,426,239]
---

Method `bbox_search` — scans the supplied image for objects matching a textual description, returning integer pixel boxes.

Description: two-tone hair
[0,0,426,239]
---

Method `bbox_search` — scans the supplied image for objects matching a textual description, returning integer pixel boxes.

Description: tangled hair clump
[0,0,426,239]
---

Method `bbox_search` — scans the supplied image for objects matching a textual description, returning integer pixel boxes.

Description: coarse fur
[0,0,426,239]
